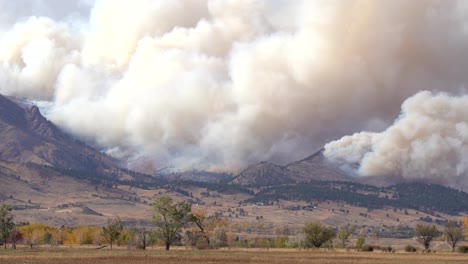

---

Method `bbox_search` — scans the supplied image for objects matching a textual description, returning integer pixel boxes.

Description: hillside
[230,161,295,187]
[0,94,117,171]
[0,94,167,184]
[286,149,353,182]
[0,160,154,226]
[0,94,167,225]
[245,180,468,215]
[230,150,353,187]
[0,94,467,233]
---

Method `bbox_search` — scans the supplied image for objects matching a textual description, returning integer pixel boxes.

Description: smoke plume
[324,91,468,190]
[1,0,468,176]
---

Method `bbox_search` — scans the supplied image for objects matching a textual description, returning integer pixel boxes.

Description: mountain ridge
[229,149,355,187]
[0,93,117,170]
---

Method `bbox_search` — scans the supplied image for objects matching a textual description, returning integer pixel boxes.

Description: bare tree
[132,222,151,250]
[9,227,21,249]
[444,220,464,252]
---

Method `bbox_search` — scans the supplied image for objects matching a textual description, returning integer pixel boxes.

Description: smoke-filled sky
[1,1,468,183]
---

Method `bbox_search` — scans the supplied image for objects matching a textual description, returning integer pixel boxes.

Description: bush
[361,245,374,252]
[457,245,468,253]
[382,246,393,252]
[355,237,365,250]
[285,236,302,248]
[404,244,417,252]
[195,237,212,250]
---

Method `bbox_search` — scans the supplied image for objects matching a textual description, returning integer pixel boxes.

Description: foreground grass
[1,247,468,264]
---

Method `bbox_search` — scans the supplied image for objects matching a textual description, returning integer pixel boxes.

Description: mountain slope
[230,149,353,187]
[0,94,166,189]
[286,149,352,182]
[245,180,468,215]
[231,161,295,186]
[0,94,167,226]
[0,159,155,226]
[0,94,117,170]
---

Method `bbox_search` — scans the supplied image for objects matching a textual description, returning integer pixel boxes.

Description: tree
[444,220,464,252]
[355,237,365,250]
[148,229,159,249]
[0,204,15,250]
[303,221,336,248]
[131,223,151,250]
[9,227,22,249]
[185,208,230,249]
[414,224,439,251]
[102,216,124,250]
[153,196,191,250]
[187,208,211,246]
[18,224,40,249]
[74,226,102,245]
[337,225,353,248]
[210,226,228,248]
[464,217,468,239]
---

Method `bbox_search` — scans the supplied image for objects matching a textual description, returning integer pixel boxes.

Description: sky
[1,0,468,190]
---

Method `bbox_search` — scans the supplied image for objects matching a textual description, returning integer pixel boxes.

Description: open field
[1,248,468,264]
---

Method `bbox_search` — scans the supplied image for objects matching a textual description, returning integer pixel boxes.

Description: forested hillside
[244,181,468,215]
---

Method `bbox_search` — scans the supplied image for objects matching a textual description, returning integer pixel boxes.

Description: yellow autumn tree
[18,224,57,248]
[70,226,102,245]
[184,208,230,249]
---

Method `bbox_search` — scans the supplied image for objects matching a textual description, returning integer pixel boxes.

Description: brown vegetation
[1,248,468,264]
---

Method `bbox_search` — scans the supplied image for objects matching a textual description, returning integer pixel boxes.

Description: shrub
[285,236,302,248]
[361,244,374,252]
[404,244,417,252]
[382,246,393,252]
[195,237,212,250]
[355,237,365,250]
[457,245,468,253]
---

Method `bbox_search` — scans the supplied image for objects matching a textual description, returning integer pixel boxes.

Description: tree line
[0,197,230,251]
[302,220,467,253]
[1,200,468,252]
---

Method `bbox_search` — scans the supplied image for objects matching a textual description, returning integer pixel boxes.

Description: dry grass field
[1,248,468,264]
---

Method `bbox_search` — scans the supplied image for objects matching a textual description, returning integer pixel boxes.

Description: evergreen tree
[0,204,14,250]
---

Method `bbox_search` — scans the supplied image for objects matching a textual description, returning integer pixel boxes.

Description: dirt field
[1,248,468,264]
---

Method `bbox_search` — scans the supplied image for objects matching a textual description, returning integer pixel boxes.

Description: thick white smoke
[1,0,468,174]
[324,91,468,191]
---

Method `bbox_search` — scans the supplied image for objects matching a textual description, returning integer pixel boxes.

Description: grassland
[1,248,468,264]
